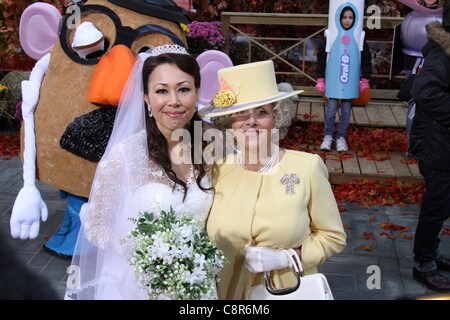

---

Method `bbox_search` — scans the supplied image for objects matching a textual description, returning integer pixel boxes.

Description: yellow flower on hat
[212,90,235,108]
[211,76,239,108]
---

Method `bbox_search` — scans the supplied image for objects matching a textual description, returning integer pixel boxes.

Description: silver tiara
[147,44,189,57]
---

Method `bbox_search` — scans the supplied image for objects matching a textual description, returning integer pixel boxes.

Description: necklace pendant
[281,173,300,195]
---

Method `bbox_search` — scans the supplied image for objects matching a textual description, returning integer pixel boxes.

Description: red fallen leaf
[379,231,396,239]
[441,226,450,236]
[323,152,356,162]
[371,129,383,139]
[380,222,411,233]
[379,222,391,230]
[344,126,407,157]
[369,216,377,222]
[358,245,372,252]
[372,154,390,161]
[302,113,319,120]
[340,153,355,160]
[363,232,375,240]
[399,234,413,240]
[332,179,425,207]
[401,158,418,164]
[338,205,347,212]
[0,131,20,159]
[343,224,352,230]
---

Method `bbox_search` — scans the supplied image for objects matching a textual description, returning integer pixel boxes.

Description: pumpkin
[322,87,371,106]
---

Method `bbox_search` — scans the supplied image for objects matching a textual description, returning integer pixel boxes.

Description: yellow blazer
[207,150,346,300]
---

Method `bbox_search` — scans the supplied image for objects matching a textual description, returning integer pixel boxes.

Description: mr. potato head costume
[10,0,232,258]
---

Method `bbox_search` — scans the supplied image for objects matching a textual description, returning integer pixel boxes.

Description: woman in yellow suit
[199,60,346,300]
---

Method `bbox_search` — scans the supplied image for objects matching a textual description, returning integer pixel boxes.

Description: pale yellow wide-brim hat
[199,60,303,118]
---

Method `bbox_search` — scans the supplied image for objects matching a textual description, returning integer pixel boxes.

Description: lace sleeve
[84,148,127,250]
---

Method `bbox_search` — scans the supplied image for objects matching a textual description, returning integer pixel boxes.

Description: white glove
[11,186,48,239]
[244,246,292,273]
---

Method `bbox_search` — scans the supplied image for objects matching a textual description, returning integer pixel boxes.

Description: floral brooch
[212,77,240,108]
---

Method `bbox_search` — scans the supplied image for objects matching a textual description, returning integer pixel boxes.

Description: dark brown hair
[142,53,211,198]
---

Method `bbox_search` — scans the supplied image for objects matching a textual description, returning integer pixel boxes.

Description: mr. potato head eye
[59,3,186,65]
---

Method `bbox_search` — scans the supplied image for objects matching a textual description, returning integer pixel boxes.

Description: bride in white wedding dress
[65,45,214,300]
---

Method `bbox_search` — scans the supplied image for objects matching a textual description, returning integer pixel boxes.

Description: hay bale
[0,71,29,128]
[1,71,30,104]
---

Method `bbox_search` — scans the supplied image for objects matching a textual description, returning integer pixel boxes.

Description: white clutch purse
[248,249,334,300]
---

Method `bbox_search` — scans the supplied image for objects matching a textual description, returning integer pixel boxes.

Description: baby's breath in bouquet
[126,208,226,300]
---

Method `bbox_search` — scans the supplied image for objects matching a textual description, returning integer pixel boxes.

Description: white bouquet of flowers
[126,208,226,300]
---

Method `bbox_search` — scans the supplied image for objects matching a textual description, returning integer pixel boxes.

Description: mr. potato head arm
[10,14,108,240]
[11,53,51,240]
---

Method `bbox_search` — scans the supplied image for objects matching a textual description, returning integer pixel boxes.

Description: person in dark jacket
[315,6,372,152]
[0,230,59,300]
[399,0,443,151]
[409,0,450,292]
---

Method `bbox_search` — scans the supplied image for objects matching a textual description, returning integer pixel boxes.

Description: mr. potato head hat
[199,60,303,118]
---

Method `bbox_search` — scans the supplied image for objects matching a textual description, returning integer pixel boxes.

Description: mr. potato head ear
[19,2,62,60]
[196,50,233,108]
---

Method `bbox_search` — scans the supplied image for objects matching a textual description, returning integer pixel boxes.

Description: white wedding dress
[65,130,214,300]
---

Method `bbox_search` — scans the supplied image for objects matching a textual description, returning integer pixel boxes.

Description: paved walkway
[1,156,449,300]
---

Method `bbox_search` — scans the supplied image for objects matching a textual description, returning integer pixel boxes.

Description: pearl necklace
[238,144,280,173]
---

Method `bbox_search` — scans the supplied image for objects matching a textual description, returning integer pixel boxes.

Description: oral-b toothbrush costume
[324,0,365,99]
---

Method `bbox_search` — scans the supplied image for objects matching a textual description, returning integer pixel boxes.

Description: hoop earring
[148,108,153,118]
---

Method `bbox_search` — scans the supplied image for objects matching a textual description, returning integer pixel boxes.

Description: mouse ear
[19,3,62,60]
[196,50,233,107]
[396,0,443,14]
